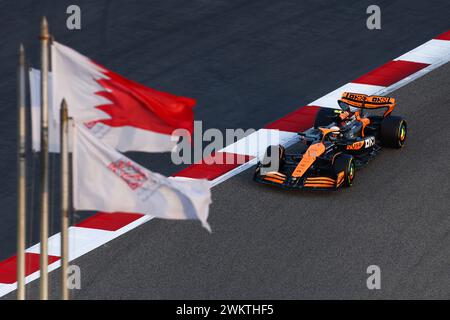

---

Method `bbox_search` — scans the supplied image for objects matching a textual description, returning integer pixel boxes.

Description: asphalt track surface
[0,0,449,299]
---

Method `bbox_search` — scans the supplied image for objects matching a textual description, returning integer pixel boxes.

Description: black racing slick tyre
[314,107,338,128]
[333,154,355,187]
[261,145,285,171]
[380,116,407,148]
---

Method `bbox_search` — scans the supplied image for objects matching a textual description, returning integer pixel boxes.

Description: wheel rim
[398,122,407,145]
[348,160,355,184]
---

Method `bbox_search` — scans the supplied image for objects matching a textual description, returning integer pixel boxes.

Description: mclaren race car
[254,92,407,190]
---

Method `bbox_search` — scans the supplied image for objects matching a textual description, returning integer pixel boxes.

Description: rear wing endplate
[340,92,396,117]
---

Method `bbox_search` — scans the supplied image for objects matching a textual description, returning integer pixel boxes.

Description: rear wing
[339,92,396,117]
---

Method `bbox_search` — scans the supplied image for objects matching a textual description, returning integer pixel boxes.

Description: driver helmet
[329,126,340,140]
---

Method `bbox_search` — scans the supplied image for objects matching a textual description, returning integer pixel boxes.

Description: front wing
[254,167,345,191]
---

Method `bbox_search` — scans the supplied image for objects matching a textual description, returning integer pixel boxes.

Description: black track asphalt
[0,0,449,299]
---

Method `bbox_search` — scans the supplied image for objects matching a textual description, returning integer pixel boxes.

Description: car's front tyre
[333,154,355,187]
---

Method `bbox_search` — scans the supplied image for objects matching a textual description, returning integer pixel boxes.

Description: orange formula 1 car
[254,92,407,190]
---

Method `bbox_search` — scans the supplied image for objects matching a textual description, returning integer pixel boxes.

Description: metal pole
[60,100,69,300]
[39,16,50,300]
[17,44,27,300]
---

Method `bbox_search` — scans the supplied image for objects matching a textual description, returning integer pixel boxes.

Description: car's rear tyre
[380,116,407,148]
[314,107,338,128]
[261,145,285,171]
[333,154,355,187]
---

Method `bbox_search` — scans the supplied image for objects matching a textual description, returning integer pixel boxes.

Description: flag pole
[60,100,69,300]
[39,16,50,300]
[17,44,27,300]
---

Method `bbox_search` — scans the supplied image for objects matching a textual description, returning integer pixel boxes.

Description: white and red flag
[31,41,196,152]
[73,124,212,231]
